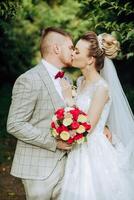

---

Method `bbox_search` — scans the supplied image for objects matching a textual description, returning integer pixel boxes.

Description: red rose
[55,108,64,120]
[56,127,61,133]
[57,113,64,120]
[51,122,56,129]
[56,125,68,133]
[81,122,91,130]
[71,121,80,129]
[70,108,81,121]
[55,108,64,115]
[74,133,83,141]
[67,138,74,144]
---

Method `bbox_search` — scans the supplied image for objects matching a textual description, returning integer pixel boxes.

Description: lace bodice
[75,76,112,133]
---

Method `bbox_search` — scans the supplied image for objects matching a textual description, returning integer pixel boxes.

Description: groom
[7,27,74,200]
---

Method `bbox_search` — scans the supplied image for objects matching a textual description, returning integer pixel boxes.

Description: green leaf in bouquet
[83,131,89,137]
[84,137,87,142]
[57,120,63,125]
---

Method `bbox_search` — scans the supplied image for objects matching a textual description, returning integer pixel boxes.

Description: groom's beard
[60,53,73,67]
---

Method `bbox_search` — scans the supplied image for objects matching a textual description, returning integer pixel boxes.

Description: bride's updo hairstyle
[81,31,120,71]
[98,33,120,59]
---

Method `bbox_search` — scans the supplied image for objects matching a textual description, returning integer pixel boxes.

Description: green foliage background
[1,0,134,81]
[0,0,134,144]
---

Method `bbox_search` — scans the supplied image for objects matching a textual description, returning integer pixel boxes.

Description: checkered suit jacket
[7,61,66,180]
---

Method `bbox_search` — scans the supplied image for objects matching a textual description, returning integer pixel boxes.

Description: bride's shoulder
[96,78,109,89]
[95,78,111,97]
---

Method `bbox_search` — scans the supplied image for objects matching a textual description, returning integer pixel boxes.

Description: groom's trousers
[22,155,66,200]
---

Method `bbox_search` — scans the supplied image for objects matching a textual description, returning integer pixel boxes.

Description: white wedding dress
[60,77,134,200]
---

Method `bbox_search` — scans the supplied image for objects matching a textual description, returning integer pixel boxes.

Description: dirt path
[0,164,25,200]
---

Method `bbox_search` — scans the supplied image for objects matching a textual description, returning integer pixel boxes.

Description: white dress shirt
[42,59,65,101]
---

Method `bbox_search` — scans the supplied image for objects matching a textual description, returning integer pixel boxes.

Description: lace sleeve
[87,82,109,132]
[76,76,84,88]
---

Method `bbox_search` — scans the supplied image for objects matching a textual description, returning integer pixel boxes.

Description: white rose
[60,131,70,141]
[63,118,73,126]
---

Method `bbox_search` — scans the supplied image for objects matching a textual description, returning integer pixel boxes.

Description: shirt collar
[41,59,61,78]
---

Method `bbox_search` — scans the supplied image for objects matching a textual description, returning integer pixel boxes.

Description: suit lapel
[37,62,65,110]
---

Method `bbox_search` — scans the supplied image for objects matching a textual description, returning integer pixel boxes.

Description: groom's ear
[53,44,61,54]
[88,56,95,65]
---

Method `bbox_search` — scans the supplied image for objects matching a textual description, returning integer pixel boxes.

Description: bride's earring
[87,57,93,70]
[88,56,94,65]
[87,56,95,71]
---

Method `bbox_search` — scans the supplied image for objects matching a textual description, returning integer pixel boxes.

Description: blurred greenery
[0,0,133,161]
[0,0,133,83]
[0,84,13,164]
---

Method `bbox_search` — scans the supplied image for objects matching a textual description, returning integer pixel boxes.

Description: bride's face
[72,39,90,69]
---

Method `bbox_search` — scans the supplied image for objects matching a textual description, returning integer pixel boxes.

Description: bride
[60,31,134,200]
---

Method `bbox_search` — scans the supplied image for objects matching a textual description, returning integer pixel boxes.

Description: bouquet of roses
[51,107,91,144]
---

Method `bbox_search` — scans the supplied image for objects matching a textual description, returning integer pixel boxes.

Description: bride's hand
[60,79,72,97]
[60,79,75,106]
[103,126,112,143]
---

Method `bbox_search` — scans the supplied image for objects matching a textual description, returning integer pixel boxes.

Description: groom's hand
[56,140,72,151]
[104,126,112,143]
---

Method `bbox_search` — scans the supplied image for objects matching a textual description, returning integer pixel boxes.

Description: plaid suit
[7,61,67,180]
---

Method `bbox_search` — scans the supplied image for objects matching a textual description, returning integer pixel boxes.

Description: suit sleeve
[7,74,57,152]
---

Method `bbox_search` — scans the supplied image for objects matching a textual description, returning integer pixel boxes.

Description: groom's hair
[40,27,72,57]
[41,27,71,39]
